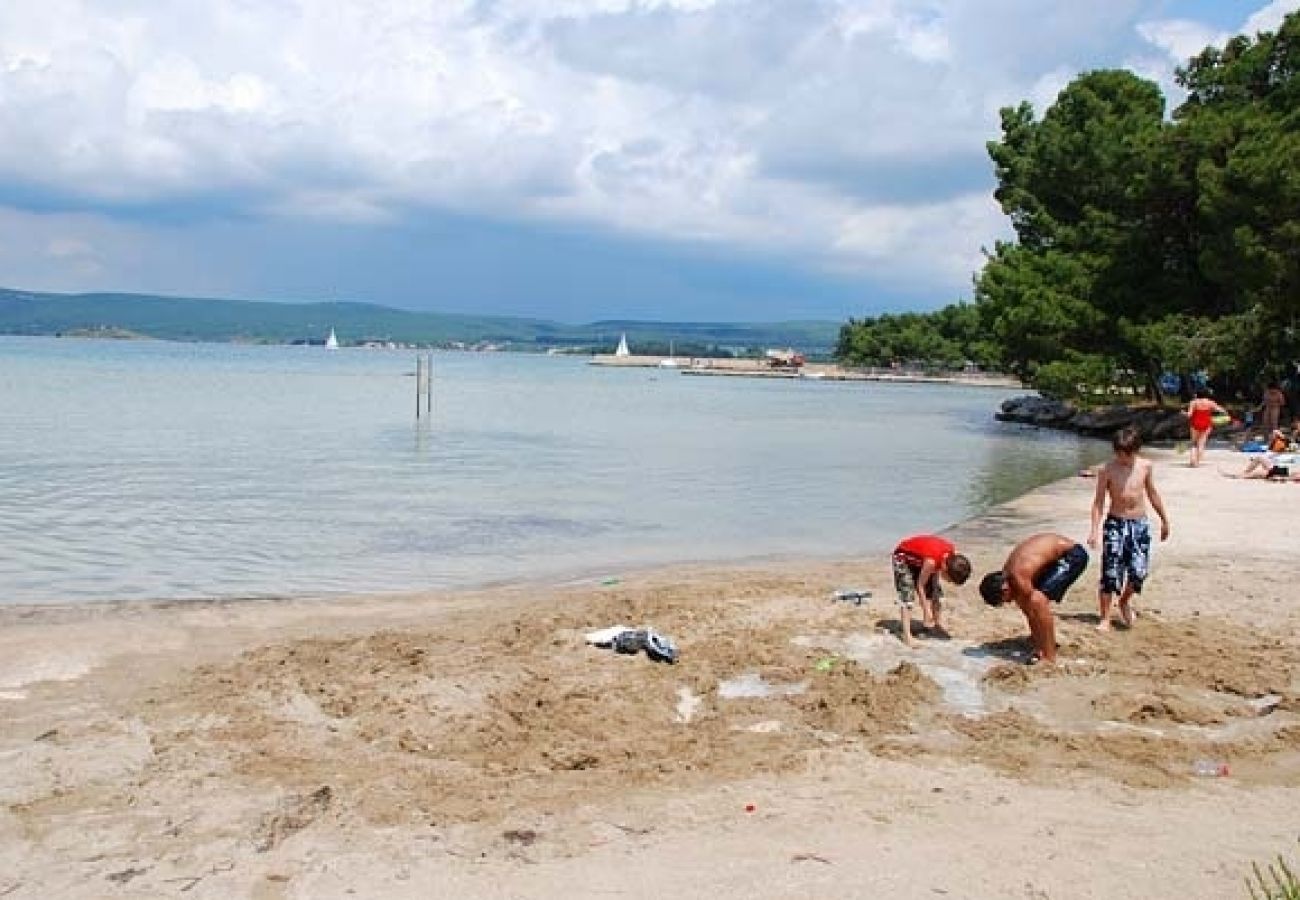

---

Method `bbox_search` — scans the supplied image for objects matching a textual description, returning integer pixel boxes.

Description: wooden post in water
[416,353,434,420]
[415,354,424,420]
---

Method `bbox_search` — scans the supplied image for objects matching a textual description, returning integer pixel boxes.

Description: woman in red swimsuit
[1186,389,1227,468]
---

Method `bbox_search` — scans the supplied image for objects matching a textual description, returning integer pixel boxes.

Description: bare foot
[1095,620,1112,633]
[1119,604,1137,628]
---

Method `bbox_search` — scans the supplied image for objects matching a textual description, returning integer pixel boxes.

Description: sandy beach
[1,445,1297,899]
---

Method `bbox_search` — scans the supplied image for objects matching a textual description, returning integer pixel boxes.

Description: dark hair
[945,554,971,585]
[1194,388,1209,400]
[1112,425,1142,455]
[979,571,1006,606]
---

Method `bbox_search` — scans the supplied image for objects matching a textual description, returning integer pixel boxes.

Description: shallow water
[0,337,1106,605]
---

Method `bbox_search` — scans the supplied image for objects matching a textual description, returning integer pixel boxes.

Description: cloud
[1244,0,1300,33]
[1135,18,1225,64]
[0,0,1294,315]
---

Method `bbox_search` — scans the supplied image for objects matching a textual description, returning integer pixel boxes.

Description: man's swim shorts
[1035,543,1089,603]
[1100,516,1151,595]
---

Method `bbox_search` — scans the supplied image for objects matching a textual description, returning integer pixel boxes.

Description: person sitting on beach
[1185,390,1228,468]
[978,533,1089,664]
[891,534,971,648]
[1088,426,1171,632]
[1231,447,1295,480]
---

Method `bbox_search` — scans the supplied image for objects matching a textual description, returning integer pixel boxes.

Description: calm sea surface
[0,337,1106,605]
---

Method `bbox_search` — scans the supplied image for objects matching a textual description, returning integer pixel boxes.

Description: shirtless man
[978,533,1089,664]
[1088,426,1171,631]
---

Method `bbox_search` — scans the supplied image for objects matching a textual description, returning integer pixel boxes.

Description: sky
[0,0,1296,323]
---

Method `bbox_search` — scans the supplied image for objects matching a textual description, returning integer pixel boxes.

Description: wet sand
[1,446,1297,899]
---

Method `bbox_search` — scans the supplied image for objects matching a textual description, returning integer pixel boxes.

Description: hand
[1087,532,1099,550]
[1160,521,1170,541]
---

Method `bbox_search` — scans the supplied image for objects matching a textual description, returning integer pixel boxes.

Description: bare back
[1096,456,1151,520]
[1004,533,1076,590]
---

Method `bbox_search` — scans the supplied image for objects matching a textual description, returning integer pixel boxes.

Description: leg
[1117,582,1138,627]
[1097,518,1122,631]
[1192,429,1209,467]
[1097,590,1115,631]
[899,603,917,649]
[891,556,920,648]
[1117,520,1151,627]
[1239,456,1272,478]
[1018,592,1057,663]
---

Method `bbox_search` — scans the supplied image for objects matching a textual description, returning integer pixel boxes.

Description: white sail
[325,328,339,350]
[614,333,630,357]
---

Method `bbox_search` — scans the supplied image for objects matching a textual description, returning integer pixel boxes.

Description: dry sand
[1,445,1298,899]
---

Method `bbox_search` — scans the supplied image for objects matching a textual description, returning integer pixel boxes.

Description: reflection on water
[0,337,1101,605]
[964,425,1109,510]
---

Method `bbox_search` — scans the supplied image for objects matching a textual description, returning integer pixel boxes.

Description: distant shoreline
[589,353,1024,388]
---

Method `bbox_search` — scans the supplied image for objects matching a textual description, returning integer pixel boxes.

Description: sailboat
[614,333,630,357]
[325,328,339,350]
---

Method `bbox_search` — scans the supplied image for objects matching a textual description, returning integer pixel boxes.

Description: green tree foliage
[837,11,1300,400]
[835,303,996,369]
[1177,19,1300,327]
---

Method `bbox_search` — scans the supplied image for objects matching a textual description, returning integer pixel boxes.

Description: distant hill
[0,287,840,353]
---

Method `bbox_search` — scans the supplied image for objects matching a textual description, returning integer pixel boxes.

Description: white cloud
[832,191,1008,289]
[1135,18,1225,64]
[0,0,1294,304]
[1244,0,1300,34]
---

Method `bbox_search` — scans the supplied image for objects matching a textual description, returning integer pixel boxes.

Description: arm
[914,558,937,624]
[1088,470,1108,548]
[1145,464,1170,541]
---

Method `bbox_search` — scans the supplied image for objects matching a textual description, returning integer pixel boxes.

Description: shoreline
[589,353,1025,388]
[2,445,1298,899]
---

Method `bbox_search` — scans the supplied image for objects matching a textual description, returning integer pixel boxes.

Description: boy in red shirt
[892,534,971,647]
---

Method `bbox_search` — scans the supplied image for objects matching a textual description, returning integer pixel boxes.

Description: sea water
[0,337,1105,605]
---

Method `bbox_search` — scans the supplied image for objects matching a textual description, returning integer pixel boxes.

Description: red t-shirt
[893,534,954,568]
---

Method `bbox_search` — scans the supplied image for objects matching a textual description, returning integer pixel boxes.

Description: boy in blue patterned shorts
[1088,426,1171,631]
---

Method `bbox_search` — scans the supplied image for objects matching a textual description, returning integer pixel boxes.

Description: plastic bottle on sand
[1192,759,1229,777]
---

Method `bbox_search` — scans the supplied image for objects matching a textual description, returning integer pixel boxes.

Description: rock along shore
[995,394,1197,442]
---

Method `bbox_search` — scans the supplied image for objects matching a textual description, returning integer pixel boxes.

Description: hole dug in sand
[15,584,1297,870]
[932,614,1300,787]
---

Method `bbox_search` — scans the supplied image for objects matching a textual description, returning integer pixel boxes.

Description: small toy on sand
[831,589,871,606]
